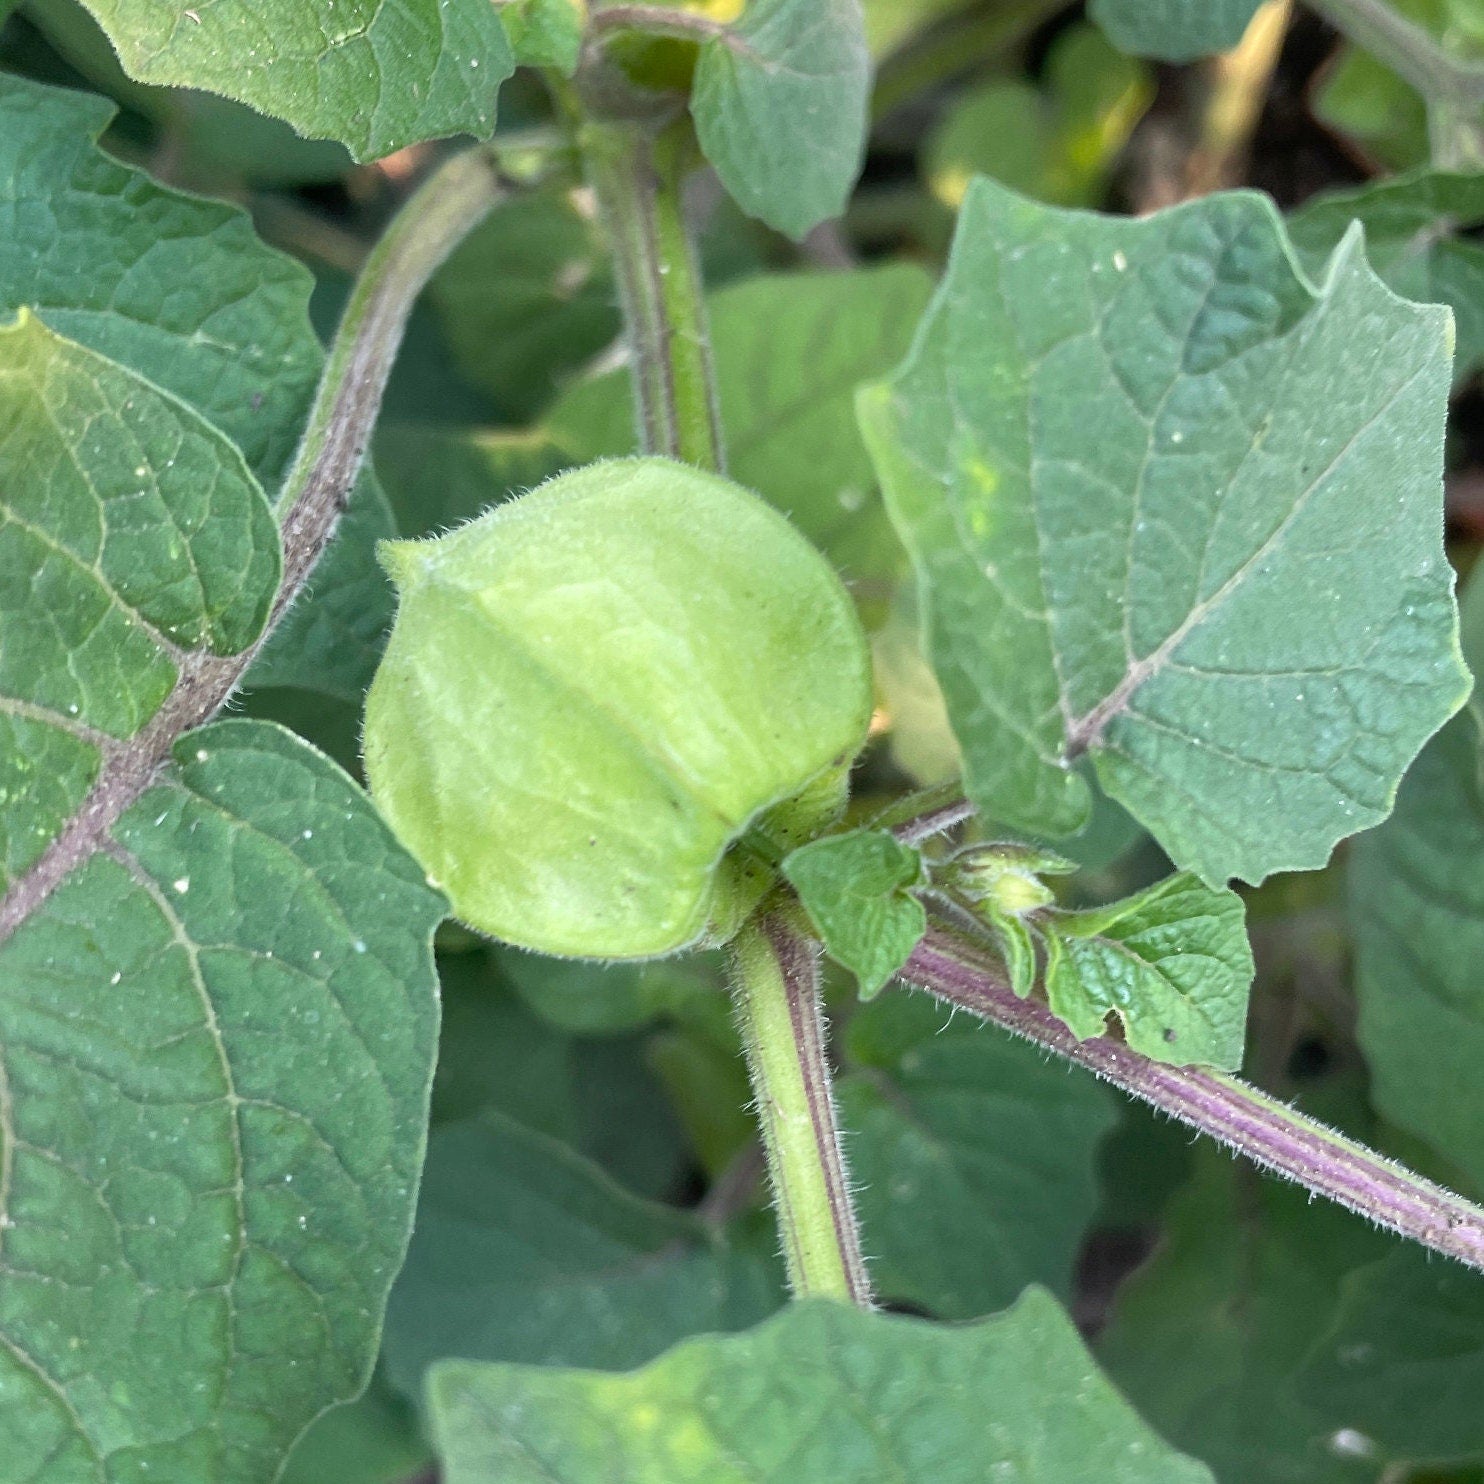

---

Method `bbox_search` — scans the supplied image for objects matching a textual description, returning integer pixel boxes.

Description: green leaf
[1348,572,1484,1188]
[1289,171,1484,384]
[376,423,571,536]
[1099,1150,1394,1484]
[428,188,620,423]
[782,829,925,997]
[0,72,322,488]
[383,1111,781,1398]
[860,179,1467,885]
[1089,0,1261,61]
[838,990,1116,1318]
[22,0,355,188]
[0,720,445,1482]
[500,0,582,73]
[1299,1246,1484,1463]
[549,265,933,600]
[280,1378,432,1484]
[692,0,870,239]
[1043,873,1254,1068]
[0,310,279,886]
[364,457,873,959]
[925,24,1151,209]
[428,1287,1215,1483]
[72,0,514,160]
[430,951,695,1200]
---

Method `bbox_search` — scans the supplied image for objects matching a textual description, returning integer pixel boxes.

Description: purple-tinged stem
[905,924,1484,1273]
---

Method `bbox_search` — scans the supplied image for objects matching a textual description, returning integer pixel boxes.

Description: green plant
[5,0,1484,1479]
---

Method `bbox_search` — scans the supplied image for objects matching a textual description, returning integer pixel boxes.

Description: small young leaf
[429,1288,1215,1483]
[500,0,583,73]
[692,0,871,239]
[72,0,515,160]
[1089,0,1261,61]
[383,1112,780,1399]
[860,179,1468,885]
[364,458,873,959]
[782,828,926,997]
[839,991,1117,1318]
[0,721,445,1482]
[1289,170,1484,383]
[1042,873,1254,1068]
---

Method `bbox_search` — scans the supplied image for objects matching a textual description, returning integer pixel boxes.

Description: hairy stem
[581,119,724,468]
[0,146,504,946]
[1310,0,1484,101]
[905,923,1484,1273]
[730,912,872,1305]
[1308,0,1484,162]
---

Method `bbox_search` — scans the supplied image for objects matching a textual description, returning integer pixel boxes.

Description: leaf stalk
[0,145,505,946]
[905,922,1484,1274]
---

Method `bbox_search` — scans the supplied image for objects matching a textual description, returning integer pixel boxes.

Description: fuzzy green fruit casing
[363,458,874,958]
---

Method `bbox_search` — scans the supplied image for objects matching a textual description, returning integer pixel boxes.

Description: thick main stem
[906,924,1484,1273]
[581,119,724,468]
[730,912,872,1304]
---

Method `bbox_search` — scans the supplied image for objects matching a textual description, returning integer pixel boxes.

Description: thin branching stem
[905,922,1484,1273]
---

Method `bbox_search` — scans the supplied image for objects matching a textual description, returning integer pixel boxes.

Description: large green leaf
[0,72,321,489]
[0,720,445,1482]
[20,0,355,188]
[1098,1150,1394,1483]
[428,1288,1214,1483]
[1043,873,1254,1069]
[549,264,932,599]
[1299,1246,1484,1463]
[382,1112,780,1398]
[1289,171,1484,384]
[0,310,279,887]
[692,0,870,239]
[839,991,1116,1319]
[0,72,407,703]
[72,0,513,160]
[427,188,620,424]
[1348,572,1484,1187]
[860,179,1467,885]
[1089,0,1260,61]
